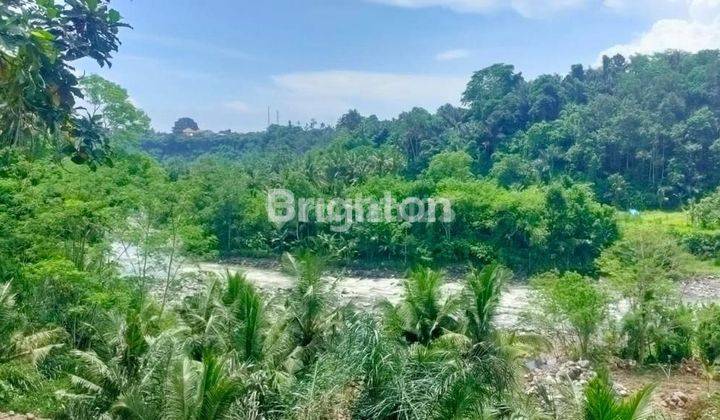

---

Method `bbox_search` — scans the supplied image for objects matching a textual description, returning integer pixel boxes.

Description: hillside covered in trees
[139,50,720,270]
[145,51,720,210]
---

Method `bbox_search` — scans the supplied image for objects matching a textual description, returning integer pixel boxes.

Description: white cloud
[600,18,720,58]
[368,0,586,17]
[602,0,690,18]
[435,48,471,61]
[269,70,467,124]
[599,0,720,60]
[225,100,251,113]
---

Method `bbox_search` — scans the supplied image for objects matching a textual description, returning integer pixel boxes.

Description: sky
[80,0,720,133]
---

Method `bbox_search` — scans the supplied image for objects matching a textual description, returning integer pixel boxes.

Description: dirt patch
[611,364,720,419]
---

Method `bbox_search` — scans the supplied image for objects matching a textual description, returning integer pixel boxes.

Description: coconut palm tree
[382,267,461,345]
[57,306,172,418]
[281,252,341,363]
[222,271,265,363]
[367,265,521,418]
[59,349,129,417]
[163,354,242,420]
[57,325,184,419]
[111,332,180,420]
[177,278,227,360]
[174,271,299,411]
[463,263,507,344]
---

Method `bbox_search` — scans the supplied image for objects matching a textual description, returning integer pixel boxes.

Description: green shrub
[619,310,647,362]
[0,362,66,417]
[679,231,720,260]
[531,271,608,357]
[0,362,40,404]
[599,228,690,364]
[690,188,720,229]
[0,364,67,417]
[652,305,694,364]
[697,304,720,365]
[619,304,694,364]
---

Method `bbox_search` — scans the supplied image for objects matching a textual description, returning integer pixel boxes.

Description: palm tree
[60,318,191,419]
[163,354,242,420]
[383,267,460,345]
[57,306,173,418]
[282,252,340,356]
[0,282,64,365]
[222,271,265,363]
[59,349,128,417]
[366,266,518,418]
[421,264,529,418]
[179,271,289,367]
[112,332,180,420]
[463,263,507,344]
[175,271,299,411]
[178,279,227,360]
[583,371,654,420]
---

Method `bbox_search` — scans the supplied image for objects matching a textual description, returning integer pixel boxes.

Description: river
[112,243,720,329]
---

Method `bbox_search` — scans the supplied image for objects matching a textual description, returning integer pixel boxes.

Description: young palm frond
[583,371,655,420]
[116,312,150,379]
[452,263,518,412]
[463,263,508,344]
[362,342,483,419]
[178,278,227,359]
[497,330,552,361]
[165,357,200,420]
[173,271,297,415]
[3,327,65,365]
[616,386,655,420]
[111,387,160,420]
[282,252,340,361]
[0,282,15,326]
[0,282,64,365]
[164,354,242,420]
[282,314,381,419]
[59,305,182,418]
[57,349,127,417]
[384,267,460,345]
[432,370,488,420]
[112,330,182,420]
[223,271,265,363]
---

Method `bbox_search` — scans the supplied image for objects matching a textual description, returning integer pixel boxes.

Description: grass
[0,373,70,417]
[618,210,720,275]
[618,210,694,232]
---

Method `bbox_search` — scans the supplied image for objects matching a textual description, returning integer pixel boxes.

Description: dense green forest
[145,51,720,210]
[3,1,720,419]
[138,49,720,271]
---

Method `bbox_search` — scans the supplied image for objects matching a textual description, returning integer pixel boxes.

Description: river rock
[525,358,598,406]
[662,391,689,409]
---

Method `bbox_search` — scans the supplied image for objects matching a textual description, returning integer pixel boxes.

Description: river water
[113,243,720,329]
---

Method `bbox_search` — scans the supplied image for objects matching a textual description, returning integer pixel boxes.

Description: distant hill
[141,124,336,162]
[144,50,720,209]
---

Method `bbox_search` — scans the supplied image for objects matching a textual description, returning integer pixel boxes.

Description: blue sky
[81,0,720,133]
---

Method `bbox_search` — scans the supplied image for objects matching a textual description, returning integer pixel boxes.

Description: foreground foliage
[0,0,128,166]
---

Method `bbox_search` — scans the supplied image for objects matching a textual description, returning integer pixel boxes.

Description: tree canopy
[0,0,128,167]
